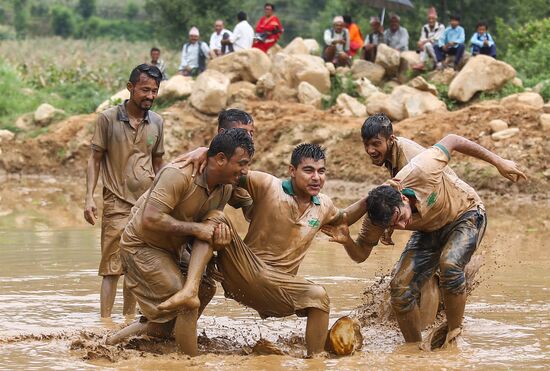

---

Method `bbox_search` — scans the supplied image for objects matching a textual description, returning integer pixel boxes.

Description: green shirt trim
[282,179,321,206]
[402,188,416,198]
[434,143,451,160]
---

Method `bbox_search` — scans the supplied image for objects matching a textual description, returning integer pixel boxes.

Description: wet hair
[129,64,162,87]
[238,11,247,21]
[218,109,254,131]
[343,15,352,24]
[264,3,275,10]
[207,128,255,159]
[361,113,393,141]
[367,185,403,228]
[150,47,160,54]
[476,21,488,30]
[290,143,326,168]
[450,14,461,22]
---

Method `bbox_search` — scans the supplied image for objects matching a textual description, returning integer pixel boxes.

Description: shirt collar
[194,170,222,195]
[117,100,151,123]
[282,179,321,206]
[384,138,400,176]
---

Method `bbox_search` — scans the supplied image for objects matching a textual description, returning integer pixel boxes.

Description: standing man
[149,47,167,80]
[413,7,445,71]
[323,16,351,67]
[209,20,233,58]
[344,15,364,58]
[84,64,165,318]
[178,27,210,77]
[384,14,409,52]
[435,15,466,70]
[363,16,385,62]
[225,11,254,52]
[323,134,526,345]
[252,3,284,53]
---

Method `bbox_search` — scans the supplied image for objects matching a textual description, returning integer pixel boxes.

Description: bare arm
[340,196,367,226]
[438,134,527,182]
[152,154,164,174]
[84,149,103,225]
[170,147,209,177]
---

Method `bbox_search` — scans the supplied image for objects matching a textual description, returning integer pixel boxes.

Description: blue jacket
[438,25,465,48]
[470,32,495,47]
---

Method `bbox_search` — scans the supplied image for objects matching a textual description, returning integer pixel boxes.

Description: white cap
[189,27,200,36]
[333,16,344,24]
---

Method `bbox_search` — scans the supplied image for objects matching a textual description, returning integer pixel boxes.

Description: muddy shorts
[121,245,216,323]
[98,189,132,276]
[390,207,487,314]
[205,211,330,319]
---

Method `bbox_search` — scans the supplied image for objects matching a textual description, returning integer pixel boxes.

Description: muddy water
[1,177,549,370]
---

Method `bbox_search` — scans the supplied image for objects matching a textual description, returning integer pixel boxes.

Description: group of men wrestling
[85,64,526,357]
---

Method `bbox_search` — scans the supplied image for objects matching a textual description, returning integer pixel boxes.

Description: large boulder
[355,77,379,99]
[303,39,320,55]
[408,76,438,96]
[158,75,194,99]
[272,53,331,93]
[501,92,544,110]
[539,114,550,131]
[298,81,323,107]
[428,68,457,85]
[256,72,276,98]
[0,129,15,144]
[366,86,447,121]
[34,103,65,126]
[351,59,385,85]
[399,51,421,82]
[190,70,230,114]
[448,55,516,102]
[335,94,366,117]
[208,48,271,83]
[96,89,130,113]
[375,44,401,76]
[228,81,257,104]
[283,37,309,55]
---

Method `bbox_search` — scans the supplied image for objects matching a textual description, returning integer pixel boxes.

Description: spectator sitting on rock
[470,22,496,58]
[413,7,445,71]
[224,11,255,52]
[344,15,364,58]
[149,47,168,80]
[363,16,385,62]
[323,16,351,67]
[178,27,210,77]
[253,3,284,53]
[434,14,465,70]
[384,14,409,52]
[209,20,233,58]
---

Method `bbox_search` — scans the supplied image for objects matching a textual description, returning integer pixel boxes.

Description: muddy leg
[394,306,422,342]
[100,275,119,318]
[106,319,174,345]
[122,277,136,316]
[157,240,213,311]
[174,309,199,356]
[443,291,467,331]
[306,307,329,356]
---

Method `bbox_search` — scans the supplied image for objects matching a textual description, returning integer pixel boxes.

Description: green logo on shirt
[427,192,437,206]
[147,136,155,146]
[308,218,321,228]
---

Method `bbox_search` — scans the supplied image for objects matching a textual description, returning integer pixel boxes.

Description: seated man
[363,16,384,62]
[209,20,233,58]
[149,47,168,80]
[163,144,367,356]
[414,7,445,71]
[106,129,255,356]
[323,16,351,67]
[435,15,465,70]
[470,22,496,58]
[324,134,526,344]
[178,27,210,77]
[344,15,364,58]
[384,14,409,52]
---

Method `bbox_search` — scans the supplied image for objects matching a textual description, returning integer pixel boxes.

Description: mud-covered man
[162,144,368,357]
[325,134,526,344]
[84,64,164,318]
[107,129,255,355]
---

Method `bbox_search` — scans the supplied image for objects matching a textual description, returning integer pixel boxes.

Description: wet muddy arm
[85,149,102,201]
[170,147,209,176]
[340,196,368,226]
[346,216,385,263]
[152,154,164,174]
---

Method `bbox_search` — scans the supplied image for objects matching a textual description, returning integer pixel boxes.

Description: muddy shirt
[121,166,252,253]
[241,171,340,275]
[358,145,484,245]
[91,101,164,205]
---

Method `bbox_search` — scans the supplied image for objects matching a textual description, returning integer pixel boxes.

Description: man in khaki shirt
[324,134,526,345]
[107,129,255,355]
[161,144,368,356]
[84,64,164,318]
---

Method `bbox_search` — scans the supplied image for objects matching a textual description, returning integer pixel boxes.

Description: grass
[321,73,361,109]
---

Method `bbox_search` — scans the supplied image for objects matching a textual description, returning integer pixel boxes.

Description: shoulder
[397,137,425,152]
[317,192,334,207]
[147,110,163,125]
[158,165,193,184]
[99,105,118,121]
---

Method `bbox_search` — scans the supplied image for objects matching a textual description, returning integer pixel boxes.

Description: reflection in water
[0,178,549,369]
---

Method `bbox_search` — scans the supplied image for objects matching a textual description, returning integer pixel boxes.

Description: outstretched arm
[340,196,367,226]
[438,134,527,182]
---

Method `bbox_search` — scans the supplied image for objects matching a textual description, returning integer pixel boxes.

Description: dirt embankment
[1,100,548,197]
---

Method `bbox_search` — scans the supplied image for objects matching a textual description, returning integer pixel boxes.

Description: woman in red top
[253,3,284,53]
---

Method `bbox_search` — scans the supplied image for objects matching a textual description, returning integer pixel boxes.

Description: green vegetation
[321,74,360,109]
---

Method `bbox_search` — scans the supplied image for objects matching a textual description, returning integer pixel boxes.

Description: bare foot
[157,290,200,311]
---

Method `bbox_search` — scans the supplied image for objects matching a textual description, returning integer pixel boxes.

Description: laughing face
[290,158,326,197]
[363,134,394,166]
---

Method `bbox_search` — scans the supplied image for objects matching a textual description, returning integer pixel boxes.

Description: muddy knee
[439,261,466,295]
[390,275,420,314]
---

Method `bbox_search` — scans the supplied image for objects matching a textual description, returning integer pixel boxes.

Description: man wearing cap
[413,7,445,71]
[384,14,409,52]
[209,20,233,58]
[178,27,210,77]
[363,16,385,62]
[323,16,350,67]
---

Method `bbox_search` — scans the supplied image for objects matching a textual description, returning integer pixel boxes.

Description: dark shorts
[390,207,487,314]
